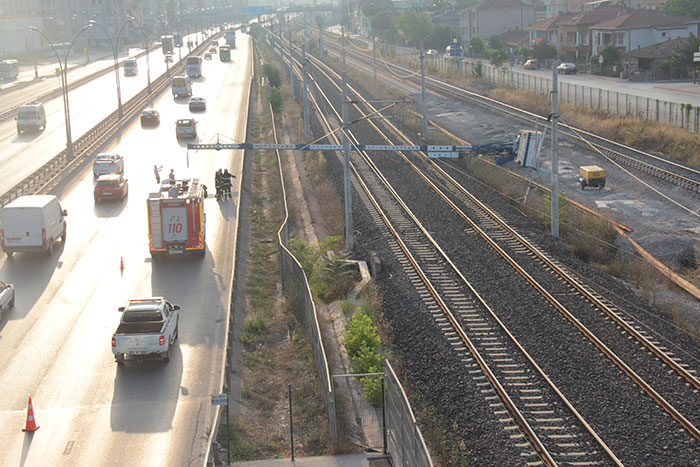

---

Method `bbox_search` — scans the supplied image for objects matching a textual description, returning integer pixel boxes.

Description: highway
[0,31,250,467]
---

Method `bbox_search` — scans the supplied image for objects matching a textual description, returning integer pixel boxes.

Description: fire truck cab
[147,178,206,258]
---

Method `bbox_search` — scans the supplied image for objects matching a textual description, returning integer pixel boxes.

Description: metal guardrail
[0,39,214,209]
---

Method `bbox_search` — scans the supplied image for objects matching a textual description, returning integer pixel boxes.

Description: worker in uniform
[214,169,223,200]
[169,169,175,182]
[154,164,162,184]
[220,168,234,199]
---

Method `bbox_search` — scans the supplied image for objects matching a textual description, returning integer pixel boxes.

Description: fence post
[289,383,295,461]
[382,377,388,456]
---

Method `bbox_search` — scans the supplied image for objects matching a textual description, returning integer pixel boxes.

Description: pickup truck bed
[115,321,165,335]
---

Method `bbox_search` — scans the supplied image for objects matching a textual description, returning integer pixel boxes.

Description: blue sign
[242,6,275,14]
[211,394,228,405]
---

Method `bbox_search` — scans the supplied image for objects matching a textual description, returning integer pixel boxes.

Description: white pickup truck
[111,297,180,364]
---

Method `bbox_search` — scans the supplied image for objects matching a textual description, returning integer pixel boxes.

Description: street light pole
[28,24,93,160]
[89,17,134,119]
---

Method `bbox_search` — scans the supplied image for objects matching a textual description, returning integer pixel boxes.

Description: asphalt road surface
[0,31,250,467]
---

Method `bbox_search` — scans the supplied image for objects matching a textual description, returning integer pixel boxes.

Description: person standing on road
[169,169,175,182]
[154,164,162,184]
[221,168,234,198]
[214,169,223,200]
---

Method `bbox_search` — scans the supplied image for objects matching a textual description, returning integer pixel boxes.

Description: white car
[0,280,15,317]
[93,153,124,176]
[425,49,439,57]
[175,118,197,139]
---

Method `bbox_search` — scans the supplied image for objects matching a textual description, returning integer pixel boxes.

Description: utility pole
[288,18,295,102]
[302,42,310,142]
[420,39,428,139]
[278,19,284,74]
[551,65,559,238]
[342,25,353,251]
[373,34,377,100]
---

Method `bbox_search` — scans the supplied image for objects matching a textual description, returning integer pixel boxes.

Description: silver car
[189,97,206,111]
[93,153,124,177]
[0,280,15,318]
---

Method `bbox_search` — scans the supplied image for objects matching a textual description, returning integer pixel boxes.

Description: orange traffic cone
[120,257,124,270]
[22,396,39,432]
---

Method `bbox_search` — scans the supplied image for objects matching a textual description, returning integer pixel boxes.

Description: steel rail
[317,35,700,194]
[291,33,620,465]
[291,31,700,446]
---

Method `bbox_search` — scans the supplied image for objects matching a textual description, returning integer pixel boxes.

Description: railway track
[266,28,700,463]
[0,37,216,208]
[317,33,700,196]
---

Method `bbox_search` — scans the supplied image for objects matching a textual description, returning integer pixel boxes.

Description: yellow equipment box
[579,165,606,189]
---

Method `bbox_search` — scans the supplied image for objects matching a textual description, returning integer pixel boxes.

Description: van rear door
[1,207,44,247]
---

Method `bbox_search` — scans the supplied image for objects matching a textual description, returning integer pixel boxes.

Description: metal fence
[384,360,433,467]
[271,97,338,447]
[333,373,385,452]
[383,43,700,132]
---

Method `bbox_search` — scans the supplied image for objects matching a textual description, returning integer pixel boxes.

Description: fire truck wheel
[195,248,205,258]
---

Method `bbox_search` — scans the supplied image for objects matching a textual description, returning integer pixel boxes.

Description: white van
[123,57,138,76]
[1,195,67,257]
[16,102,46,134]
[0,59,19,80]
[171,75,192,97]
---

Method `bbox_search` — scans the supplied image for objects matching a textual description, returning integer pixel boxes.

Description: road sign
[242,6,275,14]
[598,55,604,64]
[211,394,228,405]
[694,52,700,62]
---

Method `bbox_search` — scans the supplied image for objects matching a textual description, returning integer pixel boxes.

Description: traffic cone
[22,397,39,432]
[120,257,124,270]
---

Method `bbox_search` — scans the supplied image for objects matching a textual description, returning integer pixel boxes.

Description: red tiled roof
[628,36,686,58]
[530,12,577,30]
[560,4,629,25]
[592,9,698,29]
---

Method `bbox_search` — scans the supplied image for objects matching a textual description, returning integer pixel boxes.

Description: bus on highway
[186,56,203,77]
[0,59,19,80]
[161,35,174,54]
[219,45,231,62]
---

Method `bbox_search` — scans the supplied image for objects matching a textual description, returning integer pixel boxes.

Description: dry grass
[228,49,331,461]
[489,88,700,168]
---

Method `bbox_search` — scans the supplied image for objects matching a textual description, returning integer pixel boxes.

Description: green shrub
[344,312,381,359]
[269,86,284,112]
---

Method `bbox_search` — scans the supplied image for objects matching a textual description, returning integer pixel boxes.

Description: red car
[94,174,128,202]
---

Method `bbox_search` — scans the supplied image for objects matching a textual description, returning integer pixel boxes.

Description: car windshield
[177,120,192,126]
[173,78,186,86]
[96,156,116,163]
[96,178,119,186]
[123,311,163,322]
[18,111,37,119]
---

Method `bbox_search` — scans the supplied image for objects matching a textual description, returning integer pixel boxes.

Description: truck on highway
[147,177,206,257]
[185,55,203,77]
[225,31,235,48]
[112,297,180,363]
[219,45,231,62]
[123,57,138,76]
[161,35,174,54]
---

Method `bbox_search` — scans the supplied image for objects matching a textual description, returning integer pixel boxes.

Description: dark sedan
[140,109,160,126]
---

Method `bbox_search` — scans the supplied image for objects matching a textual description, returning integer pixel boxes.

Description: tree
[531,41,557,60]
[664,0,700,18]
[672,33,700,77]
[600,44,622,68]
[468,36,485,58]
[371,12,395,39]
[489,49,507,66]
[425,25,456,50]
[394,10,433,47]
[487,35,502,51]
[362,0,393,17]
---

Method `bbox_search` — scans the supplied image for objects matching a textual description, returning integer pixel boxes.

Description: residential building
[0,16,43,57]
[528,12,576,46]
[499,28,530,51]
[432,9,461,36]
[589,9,699,56]
[460,0,536,45]
[628,36,685,73]
[558,4,629,61]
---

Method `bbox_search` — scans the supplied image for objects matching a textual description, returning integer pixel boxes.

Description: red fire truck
[147,178,206,257]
